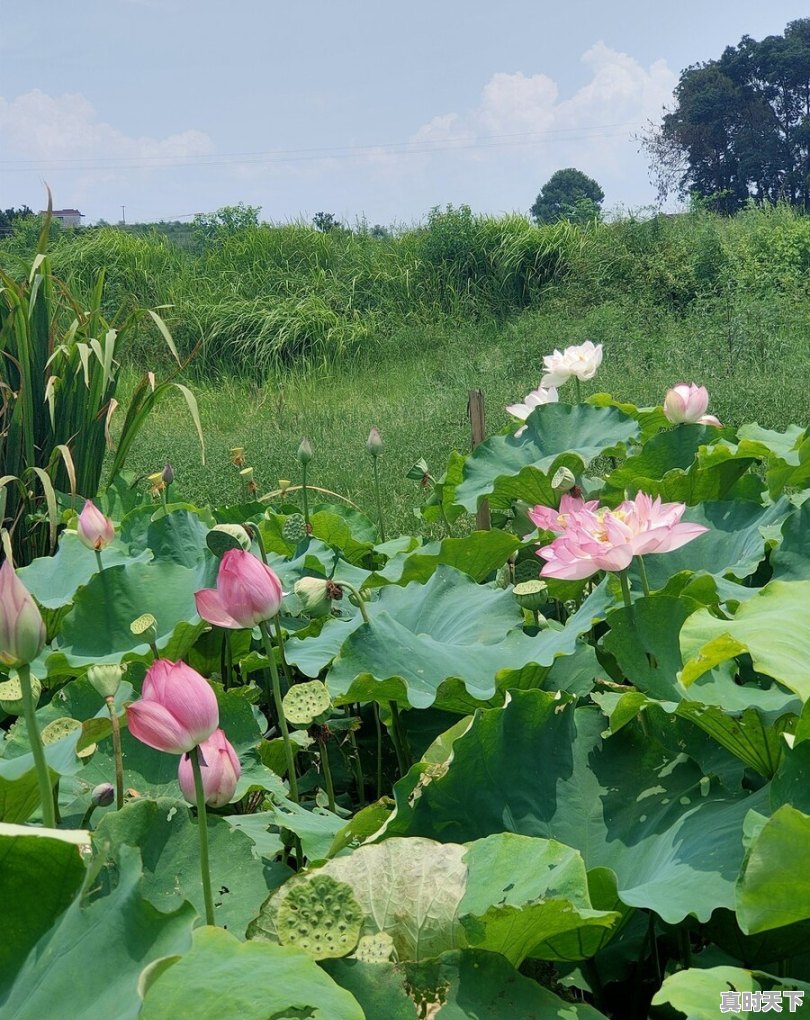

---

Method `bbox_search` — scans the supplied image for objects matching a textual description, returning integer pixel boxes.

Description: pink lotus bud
[177,728,241,808]
[195,549,282,629]
[91,782,115,807]
[0,561,46,668]
[366,427,383,457]
[126,659,219,754]
[77,500,115,551]
[663,384,710,425]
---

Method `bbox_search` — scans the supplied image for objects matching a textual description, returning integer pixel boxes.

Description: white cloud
[0,89,214,166]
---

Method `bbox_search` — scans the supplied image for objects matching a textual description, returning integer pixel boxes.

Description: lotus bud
[130,613,158,647]
[76,500,115,552]
[294,577,330,611]
[551,467,576,493]
[663,384,710,425]
[126,659,219,754]
[87,662,126,699]
[211,523,252,551]
[297,437,313,466]
[195,549,283,629]
[161,463,175,486]
[0,561,46,668]
[177,728,240,808]
[91,782,115,807]
[366,426,383,458]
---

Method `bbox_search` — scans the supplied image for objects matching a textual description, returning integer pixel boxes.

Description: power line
[0,121,639,174]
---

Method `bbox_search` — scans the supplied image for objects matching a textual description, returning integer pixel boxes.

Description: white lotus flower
[541,341,603,387]
[506,385,559,436]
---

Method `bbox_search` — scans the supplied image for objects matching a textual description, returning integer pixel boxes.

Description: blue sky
[2,1,808,225]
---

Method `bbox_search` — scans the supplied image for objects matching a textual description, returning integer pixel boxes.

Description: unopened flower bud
[297,438,313,466]
[87,662,126,699]
[551,467,576,493]
[0,561,46,668]
[366,426,383,457]
[294,577,330,611]
[91,782,115,807]
[77,500,115,551]
[130,613,158,646]
[161,463,174,486]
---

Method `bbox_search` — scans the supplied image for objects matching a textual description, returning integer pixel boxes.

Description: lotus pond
[2,348,810,1020]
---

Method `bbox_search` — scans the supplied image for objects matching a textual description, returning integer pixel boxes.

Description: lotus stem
[618,569,634,612]
[105,695,125,810]
[374,702,383,800]
[372,457,386,542]
[274,616,294,693]
[575,377,582,404]
[318,735,336,812]
[190,746,216,926]
[19,663,56,828]
[337,582,370,625]
[389,700,411,776]
[637,555,651,597]
[260,621,299,803]
[301,463,310,526]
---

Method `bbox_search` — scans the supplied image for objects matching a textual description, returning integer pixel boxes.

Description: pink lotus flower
[541,341,603,388]
[506,385,559,436]
[528,493,600,534]
[0,561,46,668]
[536,491,708,581]
[76,500,115,551]
[126,659,219,754]
[195,549,283,629]
[178,728,241,808]
[663,384,722,427]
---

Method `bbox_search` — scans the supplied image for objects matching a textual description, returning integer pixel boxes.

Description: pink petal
[126,699,194,754]
[195,587,243,629]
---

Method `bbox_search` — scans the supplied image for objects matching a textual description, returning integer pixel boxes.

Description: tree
[530,169,605,225]
[312,211,345,233]
[643,18,810,213]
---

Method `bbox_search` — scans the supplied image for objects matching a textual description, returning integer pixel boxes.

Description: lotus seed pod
[276,875,363,959]
[130,613,158,646]
[552,466,576,493]
[207,523,252,557]
[91,782,115,807]
[282,680,332,726]
[161,463,175,486]
[87,662,126,699]
[297,437,313,466]
[513,579,548,612]
[282,513,308,544]
[352,932,396,963]
[294,577,330,612]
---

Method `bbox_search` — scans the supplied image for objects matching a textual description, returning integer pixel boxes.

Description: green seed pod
[513,579,548,611]
[282,513,308,544]
[276,875,363,959]
[87,662,126,699]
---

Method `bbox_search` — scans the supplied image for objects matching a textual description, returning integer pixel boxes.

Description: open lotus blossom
[178,728,241,808]
[528,493,600,534]
[541,341,603,388]
[195,548,283,629]
[0,561,46,668]
[536,491,708,581]
[506,385,559,436]
[76,500,115,551]
[126,659,219,754]
[663,384,722,427]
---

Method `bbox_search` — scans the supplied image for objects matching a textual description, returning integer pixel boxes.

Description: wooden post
[467,389,491,531]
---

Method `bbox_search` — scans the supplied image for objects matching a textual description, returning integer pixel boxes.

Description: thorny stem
[106,695,125,810]
[260,621,299,803]
[20,663,55,828]
[373,702,383,800]
[190,746,216,926]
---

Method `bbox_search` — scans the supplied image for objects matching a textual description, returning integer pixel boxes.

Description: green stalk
[190,746,216,926]
[220,632,230,691]
[371,457,386,542]
[260,621,299,802]
[389,700,411,776]
[373,702,383,800]
[19,663,56,828]
[337,582,370,625]
[105,696,125,810]
[347,727,366,808]
[637,556,651,597]
[301,462,310,526]
[618,569,634,612]
[574,377,582,403]
[318,736,336,812]
[274,616,294,693]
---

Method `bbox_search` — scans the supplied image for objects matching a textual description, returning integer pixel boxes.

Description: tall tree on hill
[530,169,605,225]
[643,18,810,213]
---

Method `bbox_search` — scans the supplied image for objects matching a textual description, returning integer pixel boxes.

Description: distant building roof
[52,209,83,215]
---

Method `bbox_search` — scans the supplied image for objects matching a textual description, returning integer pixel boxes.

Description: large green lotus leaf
[369,530,519,587]
[599,596,699,700]
[652,965,810,1018]
[51,557,215,665]
[0,728,82,823]
[326,567,612,709]
[602,424,754,505]
[680,580,810,699]
[310,510,374,565]
[140,925,363,1020]
[455,403,640,512]
[142,509,213,566]
[385,691,767,923]
[93,798,287,936]
[18,532,147,609]
[0,826,87,993]
[421,450,467,526]
[736,805,810,934]
[2,844,195,1020]
[736,423,810,498]
[640,498,791,588]
[325,950,608,1019]
[771,501,810,582]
